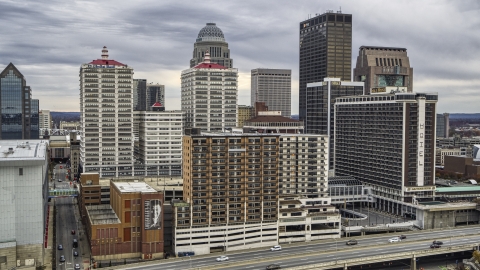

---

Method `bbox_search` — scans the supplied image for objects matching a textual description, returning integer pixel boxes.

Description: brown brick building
[82,179,164,260]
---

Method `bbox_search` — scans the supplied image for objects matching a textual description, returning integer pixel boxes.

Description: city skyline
[1,0,479,113]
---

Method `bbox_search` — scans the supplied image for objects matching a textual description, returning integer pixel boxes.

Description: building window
[19,168,23,175]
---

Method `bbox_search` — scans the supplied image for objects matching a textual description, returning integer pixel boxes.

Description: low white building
[0,140,49,269]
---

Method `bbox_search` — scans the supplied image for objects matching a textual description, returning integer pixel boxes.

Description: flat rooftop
[86,204,120,225]
[113,181,157,193]
[0,140,48,161]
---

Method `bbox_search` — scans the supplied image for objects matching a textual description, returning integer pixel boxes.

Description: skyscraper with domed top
[190,23,233,68]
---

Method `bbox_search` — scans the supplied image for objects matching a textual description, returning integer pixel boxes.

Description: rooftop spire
[101,46,109,59]
[204,50,211,63]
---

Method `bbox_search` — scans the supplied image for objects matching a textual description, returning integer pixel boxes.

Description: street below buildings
[56,197,82,270]
[114,226,479,270]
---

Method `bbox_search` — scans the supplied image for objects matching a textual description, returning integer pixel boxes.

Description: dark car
[430,244,441,248]
[73,251,78,257]
[59,255,66,262]
[433,240,443,245]
[346,240,358,245]
[399,235,407,239]
[58,244,63,250]
[71,230,76,235]
[266,264,281,270]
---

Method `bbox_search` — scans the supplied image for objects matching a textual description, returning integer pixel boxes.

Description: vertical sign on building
[144,199,162,230]
[417,97,426,186]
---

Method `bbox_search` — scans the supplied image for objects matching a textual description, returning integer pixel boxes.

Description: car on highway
[346,240,358,245]
[388,237,401,243]
[58,244,63,250]
[266,264,281,270]
[58,179,62,182]
[216,255,229,261]
[59,255,65,262]
[430,243,441,248]
[74,264,80,270]
[60,166,63,169]
[71,230,76,235]
[399,235,407,239]
[270,245,282,251]
[73,251,78,257]
[432,240,443,245]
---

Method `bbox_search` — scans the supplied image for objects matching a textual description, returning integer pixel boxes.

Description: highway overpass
[108,226,479,270]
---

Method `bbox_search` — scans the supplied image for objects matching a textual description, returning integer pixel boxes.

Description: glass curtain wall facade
[31,99,39,139]
[0,63,37,140]
[299,12,352,124]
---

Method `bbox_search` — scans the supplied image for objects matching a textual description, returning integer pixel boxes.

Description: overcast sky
[1,0,479,114]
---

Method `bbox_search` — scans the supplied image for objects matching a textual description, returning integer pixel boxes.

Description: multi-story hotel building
[334,90,438,207]
[137,110,184,176]
[353,46,413,94]
[306,78,364,169]
[173,132,339,255]
[299,11,352,126]
[79,47,134,178]
[181,51,238,132]
[175,133,279,255]
[251,68,291,117]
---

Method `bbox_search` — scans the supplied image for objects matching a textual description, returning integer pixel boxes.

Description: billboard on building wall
[144,199,162,230]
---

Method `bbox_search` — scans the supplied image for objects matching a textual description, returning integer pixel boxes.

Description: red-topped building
[79,47,135,178]
[181,51,238,132]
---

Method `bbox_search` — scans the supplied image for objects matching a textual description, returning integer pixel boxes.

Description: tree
[472,250,480,263]
[124,258,127,265]
[109,260,112,267]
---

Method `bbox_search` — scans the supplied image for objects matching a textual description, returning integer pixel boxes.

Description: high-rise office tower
[251,68,291,117]
[436,113,450,139]
[79,47,134,177]
[353,46,413,94]
[299,11,352,124]
[334,91,438,204]
[0,63,39,140]
[146,83,165,111]
[181,51,238,132]
[133,79,147,111]
[190,23,233,68]
[305,78,364,169]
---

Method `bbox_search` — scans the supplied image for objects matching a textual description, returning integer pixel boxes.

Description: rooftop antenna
[339,6,342,13]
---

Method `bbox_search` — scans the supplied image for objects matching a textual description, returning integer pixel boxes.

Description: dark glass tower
[0,63,38,139]
[299,12,352,124]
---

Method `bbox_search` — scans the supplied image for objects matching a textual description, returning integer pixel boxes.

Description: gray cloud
[1,0,479,113]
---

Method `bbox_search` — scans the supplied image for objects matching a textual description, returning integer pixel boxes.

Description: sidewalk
[44,202,54,270]
[72,197,92,270]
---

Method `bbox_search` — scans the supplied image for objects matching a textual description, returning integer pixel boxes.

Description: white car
[270,245,282,251]
[388,237,401,243]
[216,255,229,261]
